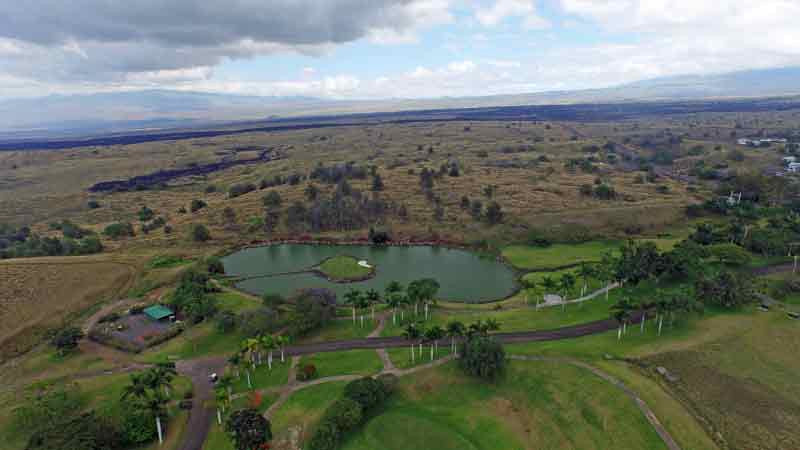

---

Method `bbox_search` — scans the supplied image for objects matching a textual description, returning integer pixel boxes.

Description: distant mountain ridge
[3,66,800,135]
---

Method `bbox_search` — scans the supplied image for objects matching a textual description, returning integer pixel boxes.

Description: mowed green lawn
[318,255,372,281]
[338,361,666,450]
[299,349,383,378]
[502,241,620,271]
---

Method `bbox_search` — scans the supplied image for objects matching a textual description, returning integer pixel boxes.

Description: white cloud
[475,0,550,29]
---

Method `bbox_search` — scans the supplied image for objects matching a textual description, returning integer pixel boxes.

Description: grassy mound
[317,255,373,282]
[338,362,666,450]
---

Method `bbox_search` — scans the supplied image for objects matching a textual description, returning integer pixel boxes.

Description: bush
[296,364,318,381]
[262,191,282,209]
[343,377,387,411]
[322,397,362,430]
[216,311,238,333]
[205,256,224,274]
[189,224,210,242]
[103,222,135,239]
[190,199,207,213]
[307,421,340,450]
[87,200,101,209]
[50,326,84,355]
[239,308,280,337]
[120,408,157,445]
[228,182,257,198]
[460,336,506,380]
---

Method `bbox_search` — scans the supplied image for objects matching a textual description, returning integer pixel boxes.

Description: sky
[2,0,800,100]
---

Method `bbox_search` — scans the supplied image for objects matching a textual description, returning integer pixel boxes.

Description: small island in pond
[315,255,375,282]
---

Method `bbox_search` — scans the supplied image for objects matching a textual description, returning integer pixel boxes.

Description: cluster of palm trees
[343,288,381,327]
[121,363,177,445]
[236,334,290,388]
[346,278,441,327]
[610,289,702,341]
[524,255,618,309]
[402,318,500,363]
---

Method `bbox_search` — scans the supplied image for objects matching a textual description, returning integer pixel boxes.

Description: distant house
[783,156,797,164]
[143,305,175,322]
[787,162,800,173]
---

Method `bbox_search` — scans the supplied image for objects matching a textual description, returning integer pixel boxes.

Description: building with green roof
[143,304,175,322]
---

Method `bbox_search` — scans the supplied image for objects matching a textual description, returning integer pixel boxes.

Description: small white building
[787,162,800,173]
[784,156,797,163]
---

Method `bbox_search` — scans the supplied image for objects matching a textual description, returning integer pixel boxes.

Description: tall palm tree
[141,390,169,445]
[598,252,616,300]
[214,388,228,425]
[228,353,242,378]
[217,374,234,403]
[540,276,557,306]
[258,334,277,370]
[403,322,421,362]
[275,335,290,362]
[611,298,634,340]
[365,289,381,320]
[577,263,595,297]
[344,289,362,324]
[446,320,465,355]
[386,292,402,325]
[121,373,149,402]
[485,318,501,333]
[147,365,175,397]
[559,273,576,310]
[425,325,446,359]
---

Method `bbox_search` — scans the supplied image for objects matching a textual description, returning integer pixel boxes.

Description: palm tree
[217,374,234,403]
[403,323,421,362]
[214,388,228,425]
[258,334,277,369]
[121,373,149,402]
[242,338,259,368]
[598,252,616,300]
[577,263,595,297]
[446,320,465,355]
[275,335,290,363]
[227,353,242,378]
[485,318,501,333]
[559,273,576,310]
[148,365,175,397]
[355,295,370,328]
[386,292,402,325]
[424,325,446,359]
[611,298,634,340]
[344,289,362,324]
[142,390,169,445]
[365,289,381,320]
[540,276,557,306]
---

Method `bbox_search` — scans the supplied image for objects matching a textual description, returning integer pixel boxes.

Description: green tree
[695,270,755,308]
[138,206,155,222]
[321,397,362,430]
[262,191,282,209]
[459,336,505,380]
[189,224,211,242]
[189,199,207,213]
[708,243,752,266]
[343,377,387,411]
[485,201,503,225]
[225,409,272,450]
[50,326,84,356]
[446,320,466,355]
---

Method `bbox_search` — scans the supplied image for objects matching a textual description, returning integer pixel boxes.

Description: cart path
[508,355,681,450]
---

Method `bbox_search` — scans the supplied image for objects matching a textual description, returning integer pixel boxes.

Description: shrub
[190,199,207,213]
[296,364,318,381]
[87,200,101,209]
[120,408,157,445]
[460,336,506,380]
[189,224,210,242]
[322,397,362,430]
[343,377,387,411]
[307,421,340,450]
[103,222,135,239]
[228,182,257,198]
[216,311,238,333]
[50,326,84,355]
[262,191,282,209]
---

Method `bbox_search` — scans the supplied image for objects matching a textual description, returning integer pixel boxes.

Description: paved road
[176,356,227,450]
[279,313,642,356]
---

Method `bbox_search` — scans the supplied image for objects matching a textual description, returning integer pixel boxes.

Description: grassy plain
[0,256,136,361]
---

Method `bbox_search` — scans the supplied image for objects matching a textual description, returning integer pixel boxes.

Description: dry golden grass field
[5,114,790,251]
[0,256,135,360]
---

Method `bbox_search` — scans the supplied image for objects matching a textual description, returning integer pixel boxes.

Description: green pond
[221,244,518,303]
